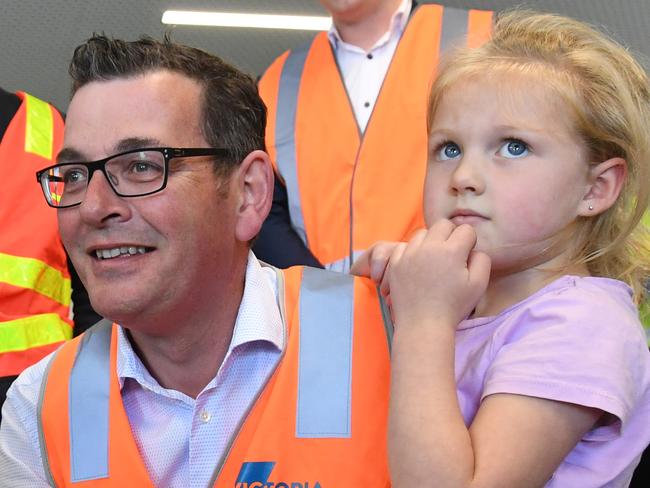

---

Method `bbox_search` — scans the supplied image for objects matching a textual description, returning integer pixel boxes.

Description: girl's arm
[386,220,601,488]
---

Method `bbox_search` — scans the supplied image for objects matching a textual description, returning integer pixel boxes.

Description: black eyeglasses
[36,147,231,208]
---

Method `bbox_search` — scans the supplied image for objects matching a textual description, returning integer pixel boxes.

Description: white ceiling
[2,0,649,112]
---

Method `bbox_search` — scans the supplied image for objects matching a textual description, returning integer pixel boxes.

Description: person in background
[354,10,650,486]
[0,36,390,487]
[254,0,492,271]
[0,87,99,419]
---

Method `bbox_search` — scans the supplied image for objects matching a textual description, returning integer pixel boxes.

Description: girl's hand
[351,240,406,300]
[388,219,491,330]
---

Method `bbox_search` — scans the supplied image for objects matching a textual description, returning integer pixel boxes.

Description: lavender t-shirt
[455,275,650,487]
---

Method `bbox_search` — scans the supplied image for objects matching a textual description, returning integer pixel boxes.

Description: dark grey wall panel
[1,0,648,112]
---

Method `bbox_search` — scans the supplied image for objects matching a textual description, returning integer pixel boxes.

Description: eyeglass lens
[42,150,167,207]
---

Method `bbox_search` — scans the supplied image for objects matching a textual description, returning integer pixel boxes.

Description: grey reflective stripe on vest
[324,249,365,274]
[324,256,351,274]
[296,267,354,437]
[38,319,113,483]
[439,6,469,53]
[275,41,313,247]
[69,319,112,481]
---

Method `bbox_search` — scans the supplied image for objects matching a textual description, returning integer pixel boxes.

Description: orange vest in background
[38,266,391,487]
[0,91,72,377]
[259,2,492,272]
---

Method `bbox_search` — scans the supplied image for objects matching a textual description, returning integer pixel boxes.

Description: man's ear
[579,157,627,217]
[234,150,274,242]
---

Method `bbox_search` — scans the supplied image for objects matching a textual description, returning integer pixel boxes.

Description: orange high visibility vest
[0,91,72,377]
[38,266,391,487]
[259,3,492,272]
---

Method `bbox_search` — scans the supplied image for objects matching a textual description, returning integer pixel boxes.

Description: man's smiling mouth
[93,246,152,259]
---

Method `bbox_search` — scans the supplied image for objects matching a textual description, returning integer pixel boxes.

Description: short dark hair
[69,34,266,168]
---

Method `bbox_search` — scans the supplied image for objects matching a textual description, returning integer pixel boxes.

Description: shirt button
[364,101,370,108]
[199,410,211,423]
[366,53,373,59]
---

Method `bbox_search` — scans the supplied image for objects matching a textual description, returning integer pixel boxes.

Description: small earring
[588,204,594,211]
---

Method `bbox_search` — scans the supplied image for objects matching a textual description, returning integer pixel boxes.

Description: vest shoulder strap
[297,267,355,436]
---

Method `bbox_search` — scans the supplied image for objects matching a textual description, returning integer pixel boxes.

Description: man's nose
[78,170,131,225]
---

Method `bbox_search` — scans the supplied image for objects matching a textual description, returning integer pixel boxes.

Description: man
[0,87,99,417]
[0,36,390,487]
[253,0,493,271]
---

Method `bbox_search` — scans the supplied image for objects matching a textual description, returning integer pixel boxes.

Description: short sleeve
[482,280,649,441]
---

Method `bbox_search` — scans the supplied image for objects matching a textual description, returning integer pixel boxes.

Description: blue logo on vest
[235,462,322,488]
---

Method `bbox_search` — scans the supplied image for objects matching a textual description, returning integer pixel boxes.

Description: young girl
[353,10,650,487]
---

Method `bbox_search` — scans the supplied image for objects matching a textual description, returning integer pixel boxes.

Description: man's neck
[124,254,248,398]
[332,0,404,51]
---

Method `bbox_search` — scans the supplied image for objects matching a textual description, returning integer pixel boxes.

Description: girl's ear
[579,157,627,217]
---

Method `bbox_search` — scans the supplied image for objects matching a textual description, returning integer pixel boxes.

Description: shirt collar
[227,251,284,352]
[116,251,284,390]
[327,0,412,52]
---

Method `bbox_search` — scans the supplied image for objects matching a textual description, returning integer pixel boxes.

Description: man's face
[319,0,396,24]
[59,71,242,328]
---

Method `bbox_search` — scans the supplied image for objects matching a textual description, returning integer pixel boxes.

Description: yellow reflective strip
[23,93,54,159]
[0,252,71,306]
[0,313,72,354]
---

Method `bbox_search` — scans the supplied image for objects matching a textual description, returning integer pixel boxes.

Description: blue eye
[437,142,462,161]
[498,139,529,158]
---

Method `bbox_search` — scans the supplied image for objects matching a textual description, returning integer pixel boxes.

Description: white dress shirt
[327,0,412,133]
[0,252,284,488]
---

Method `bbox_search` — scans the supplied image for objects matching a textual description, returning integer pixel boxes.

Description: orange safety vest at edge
[38,266,391,487]
[0,91,72,377]
[259,2,493,272]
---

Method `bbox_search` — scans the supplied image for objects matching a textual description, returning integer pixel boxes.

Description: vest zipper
[331,7,419,270]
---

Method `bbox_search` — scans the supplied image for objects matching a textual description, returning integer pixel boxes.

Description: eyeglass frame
[35,147,232,209]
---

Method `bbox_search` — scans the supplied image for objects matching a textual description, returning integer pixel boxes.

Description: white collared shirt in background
[327,0,412,133]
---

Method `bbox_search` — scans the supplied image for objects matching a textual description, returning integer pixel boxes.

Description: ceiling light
[162,11,332,31]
